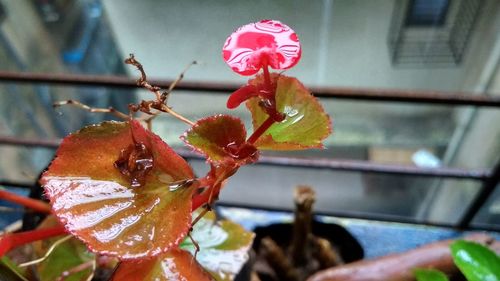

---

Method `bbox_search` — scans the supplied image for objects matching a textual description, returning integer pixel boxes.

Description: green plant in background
[0,19,331,280]
[414,268,450,281]
[450,240,500,281]
[415,240,500,281]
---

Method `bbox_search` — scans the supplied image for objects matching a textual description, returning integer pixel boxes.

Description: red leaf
[111,249,214,281]
[182,115,258,165]
[222,19,301,76]
[41,121,196,259]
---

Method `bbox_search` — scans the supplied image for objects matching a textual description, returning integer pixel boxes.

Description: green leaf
[414,268,449,281]
[246,75,332,150]
[0,257,28,281]
[451,240,500,281]
[41,120,196,259]
[111,249,214,281]
[181,211,255,281]
[182,114,258,164]
[37,240,93,281]
[33,216,95,281]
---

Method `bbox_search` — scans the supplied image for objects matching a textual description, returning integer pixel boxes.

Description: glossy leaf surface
[33,217,94,281]
[247,75,332,150]
[182,114,258,164]
[451,240,500,281]
[222,19,301,76]
[41,121,196,259]
[414,268,449,281]
[112,249,214,281]
[181,211,254,281]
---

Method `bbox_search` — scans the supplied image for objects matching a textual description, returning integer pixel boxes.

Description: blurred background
[0,0,499,230]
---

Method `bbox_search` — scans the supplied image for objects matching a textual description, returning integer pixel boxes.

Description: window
[389,0,482,66]
[405,0,450,27]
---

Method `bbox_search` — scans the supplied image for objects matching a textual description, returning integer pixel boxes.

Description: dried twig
[53,100,129,120]
[19,235,72,267]
[53,55,196,128]
[311,237,344,269]
[290,186,316,267]
[56,259,96,281]
[261,237,300,281]
[125,54,195,126]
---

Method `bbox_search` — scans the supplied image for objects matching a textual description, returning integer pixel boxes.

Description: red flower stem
[192,182,222,211]
[247,116,275,144]
[245,61,280,144]
[262,63,272,94]
[0,225,67,256]
[196,177,212,189]
[191,193,206,211]
[0,189,52,214]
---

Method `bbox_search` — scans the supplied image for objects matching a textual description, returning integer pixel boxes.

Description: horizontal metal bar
[0,135,60,148]
[0,180,35,188]
[217,202,500,232]
[180,148,489,179]
[1,71,500,107]
[2,178,497,231]
[0,136,490,180]
[254,155,490,180]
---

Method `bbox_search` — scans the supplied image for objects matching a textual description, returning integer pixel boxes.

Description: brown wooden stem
[311,237,344,269]
[261,237,300,281]
[308,233,498,281]
[290,186,316,267]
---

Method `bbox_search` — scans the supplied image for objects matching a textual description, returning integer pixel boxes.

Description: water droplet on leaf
[114,142,154,188]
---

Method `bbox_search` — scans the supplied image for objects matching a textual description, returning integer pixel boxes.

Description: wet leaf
[41,120,196,259]
[450,240,500,281]
[246,75,331,150]
[33,216,94,281]
[181,211,255,281]
[182,115,258,165]
[111,248,214,281]
[414,268,449,281]
[0,257,28,281]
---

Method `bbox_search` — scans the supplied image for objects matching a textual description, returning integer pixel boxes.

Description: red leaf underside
[41,121,196,259]
[182,115,258,165]
[112,248,214,281]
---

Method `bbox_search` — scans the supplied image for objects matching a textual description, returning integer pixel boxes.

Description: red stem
[0,225,67,256]
[192,188,211,211]
[0,189,52,213]
[192,183,222,211]
[247,116,275,144]
[262,63,272,95]
[245,61,281,144]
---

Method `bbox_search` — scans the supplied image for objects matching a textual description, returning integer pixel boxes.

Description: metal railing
[0,70,499,232]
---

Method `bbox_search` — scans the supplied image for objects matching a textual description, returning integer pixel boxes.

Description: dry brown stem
[53,100,129,120]
[308,233,498,281]
[290,186,316,267]
[311,237,344,269]
[125,54,195,126]
[261,237,300,281]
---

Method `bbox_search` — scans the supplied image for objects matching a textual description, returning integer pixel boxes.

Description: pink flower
[222,19,301,76]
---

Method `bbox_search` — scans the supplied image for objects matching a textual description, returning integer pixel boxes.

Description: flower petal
[222,19,301,76]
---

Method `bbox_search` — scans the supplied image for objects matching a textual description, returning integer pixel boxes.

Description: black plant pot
[235,220,364,281]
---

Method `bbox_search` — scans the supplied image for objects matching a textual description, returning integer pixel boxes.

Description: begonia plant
[0,19,331,280]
